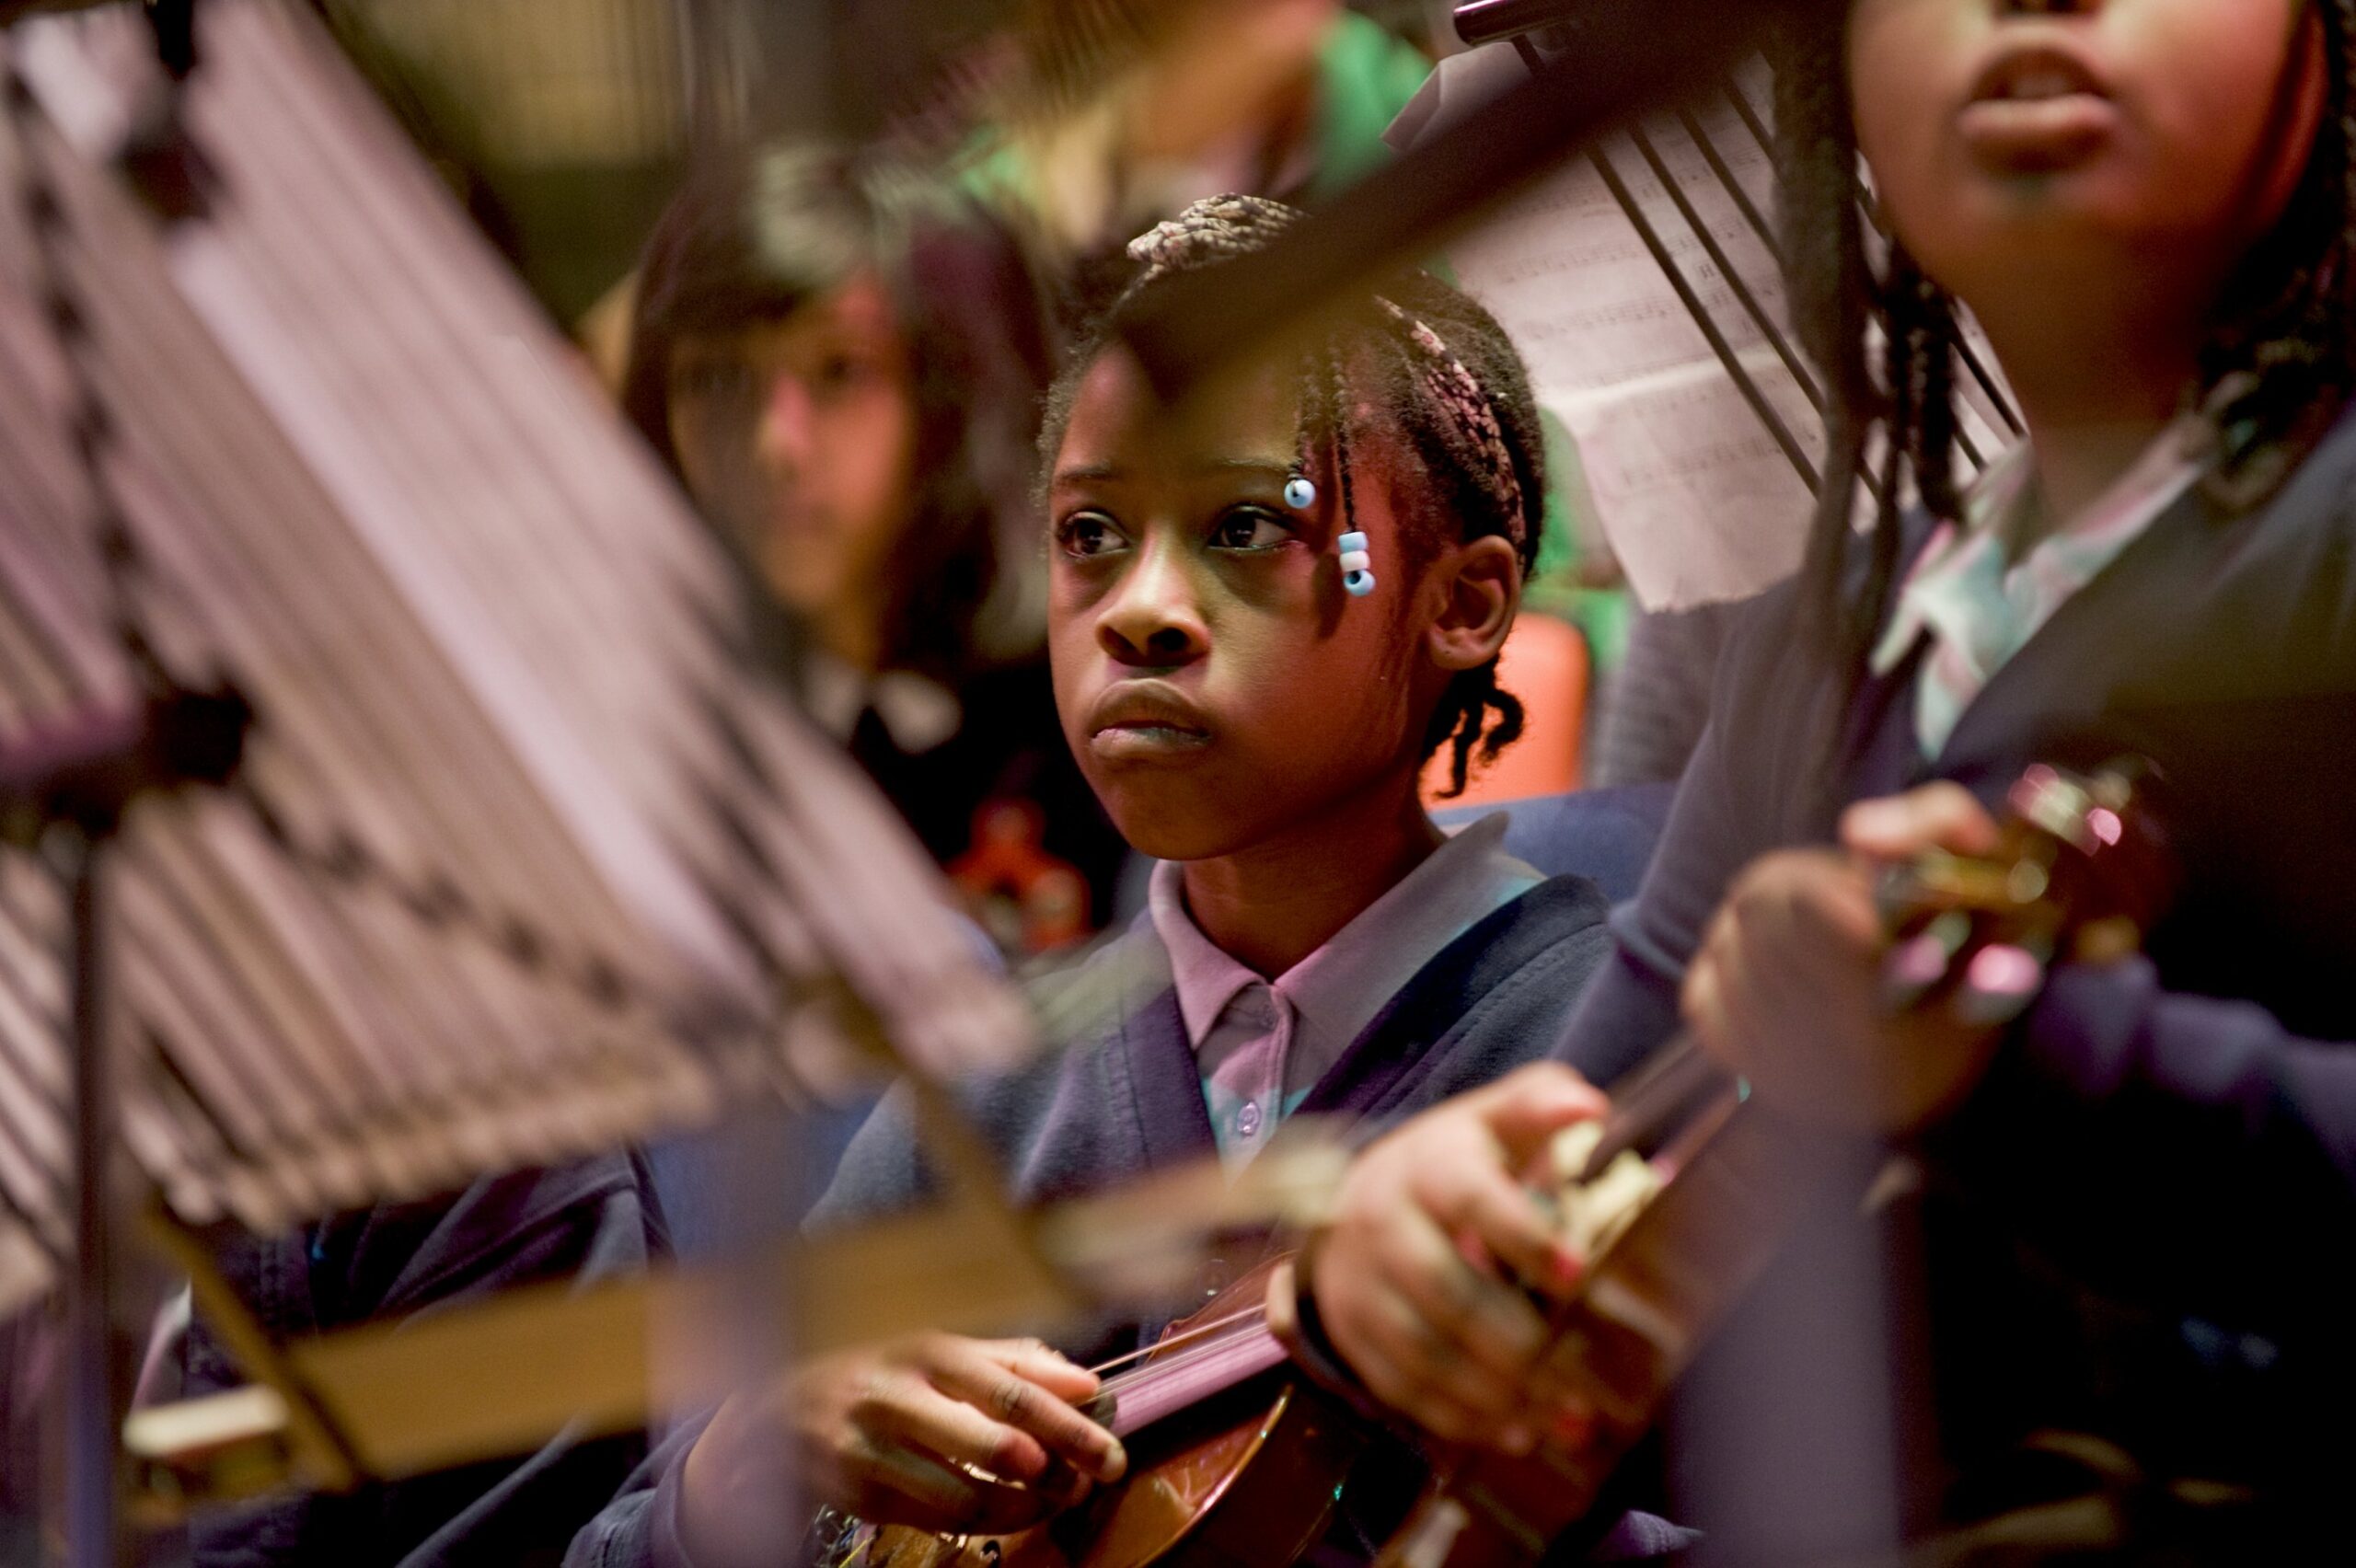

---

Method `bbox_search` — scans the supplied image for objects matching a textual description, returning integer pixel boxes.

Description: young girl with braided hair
[1301,1,2356,1558]
[564,195,1669,1568]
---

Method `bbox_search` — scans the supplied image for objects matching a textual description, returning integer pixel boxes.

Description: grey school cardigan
[564,873,1691,1568]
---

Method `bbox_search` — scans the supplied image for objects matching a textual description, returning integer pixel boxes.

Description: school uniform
[801,654,1131,950]
[1553,402,2356,1557]
[567,818,1682,1567]
[182,1157,666,1568]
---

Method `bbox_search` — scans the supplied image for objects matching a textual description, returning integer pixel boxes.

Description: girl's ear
[1423,535,1521,674]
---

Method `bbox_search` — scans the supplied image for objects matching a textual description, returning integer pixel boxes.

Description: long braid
[1381,273,1537,797]
[1889,249,1962,527]
[1775,14,1880,678]
[1329,341,1362,574]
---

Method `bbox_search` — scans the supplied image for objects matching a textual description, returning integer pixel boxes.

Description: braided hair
[1042,195,1548,798]
[1775,2,2356,684]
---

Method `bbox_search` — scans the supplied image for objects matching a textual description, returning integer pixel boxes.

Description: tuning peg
[1957,938,2052,1027]
[1881,909,1973,1012]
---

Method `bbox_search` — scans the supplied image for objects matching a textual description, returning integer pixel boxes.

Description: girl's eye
[811,352,879,395]
[1209,506,1291,552]
[1055,511,1126,560]
[671,357,756,405]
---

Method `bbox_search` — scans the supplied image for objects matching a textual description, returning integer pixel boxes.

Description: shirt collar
[1147,813,1542,1056]
[1872,415,2208,677]
[800,652,962,753]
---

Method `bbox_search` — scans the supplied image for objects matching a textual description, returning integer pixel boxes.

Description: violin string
[1090,1302,1274,1395]
[1097,1327,1271,1404]
[1093,1313,1268,1396]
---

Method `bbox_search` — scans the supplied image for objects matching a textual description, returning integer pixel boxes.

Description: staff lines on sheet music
[1554,64,2015,507]
[4,73,668,1028]
[0,44,841,1239]
[0,269,465,1230]
[1626,124,1822,416]
[2,63,410,1224]
[1588,145,1819,491]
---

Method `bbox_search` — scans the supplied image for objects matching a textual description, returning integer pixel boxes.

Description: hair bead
[1338,530,1375,596]
[1284,474,1317,511]
[1073,194,1544,795]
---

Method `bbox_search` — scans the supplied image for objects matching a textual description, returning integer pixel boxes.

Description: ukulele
[1355,761,2174,1568]
[839,1254,1368,1568]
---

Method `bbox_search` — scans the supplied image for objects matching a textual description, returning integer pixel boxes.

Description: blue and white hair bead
[1284,474,1317,511]
[1337,530,1375,597]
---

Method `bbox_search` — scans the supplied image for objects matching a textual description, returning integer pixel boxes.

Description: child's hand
[681,1333,1125,1559]
[1303,1064,1607,1453]
[1682,784,2007,1135]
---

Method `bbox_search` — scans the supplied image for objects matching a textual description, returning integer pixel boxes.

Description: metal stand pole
[63,824,121,1568]
[0,692,248,1564]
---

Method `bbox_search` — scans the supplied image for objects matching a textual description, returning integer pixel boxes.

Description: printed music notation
[1450,69,2015,613]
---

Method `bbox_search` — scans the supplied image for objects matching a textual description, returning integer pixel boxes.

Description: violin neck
[1380,1100,1865,1568]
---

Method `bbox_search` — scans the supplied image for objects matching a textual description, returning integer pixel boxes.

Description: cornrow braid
[1040,194,1549,798]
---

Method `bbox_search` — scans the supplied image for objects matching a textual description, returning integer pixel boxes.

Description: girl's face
[1849,0,2320,309]
[666,275,918,646]
[1046,352,1498,862]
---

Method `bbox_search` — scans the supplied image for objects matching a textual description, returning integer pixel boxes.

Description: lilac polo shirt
[1147,814,1543,1167]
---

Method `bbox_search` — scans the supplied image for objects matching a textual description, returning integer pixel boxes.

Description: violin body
[846,1261,1369,1568]
[1372,1095,1855,1568]
[1367,763,2174,1568]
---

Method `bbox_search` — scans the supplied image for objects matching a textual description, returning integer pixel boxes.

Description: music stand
[0,2,1047,1559]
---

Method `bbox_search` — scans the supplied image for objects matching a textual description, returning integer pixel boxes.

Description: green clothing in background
[1304,10,1437,200]
[956,11,1429,258]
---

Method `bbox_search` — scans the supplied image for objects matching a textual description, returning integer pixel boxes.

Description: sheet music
[1445,65,2016,612]
[0,1,1035,1318]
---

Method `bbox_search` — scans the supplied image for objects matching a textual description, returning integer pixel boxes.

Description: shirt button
[1234,1101,1263,1138]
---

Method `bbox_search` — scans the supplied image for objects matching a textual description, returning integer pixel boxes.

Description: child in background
[624,144,1126,953]
[1303,0,2356,1558]
[566,194,1672,1568]
[966,0,1430,274]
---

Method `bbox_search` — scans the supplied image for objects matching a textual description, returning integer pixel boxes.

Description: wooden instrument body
[1375,1097,1854,1568]
[1369,764,2171,1568]
[848,1262,1369,1568]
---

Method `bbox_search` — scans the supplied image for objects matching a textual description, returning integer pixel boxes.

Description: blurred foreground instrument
[1357,763,2173,1568]
[0,0,1104,1550]
[124,1127,1350,1511]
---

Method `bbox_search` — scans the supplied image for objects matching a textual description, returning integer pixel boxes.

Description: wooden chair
[1423,611,1590,808]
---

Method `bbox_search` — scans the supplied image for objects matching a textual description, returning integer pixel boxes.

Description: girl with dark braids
[566,196,1675,1568]
[1301,1,2356,1559]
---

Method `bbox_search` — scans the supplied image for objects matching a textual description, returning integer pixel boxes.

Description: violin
[1356,762,2175,1568]
[840,1254,1369,1568]
[841,764,2166,1568]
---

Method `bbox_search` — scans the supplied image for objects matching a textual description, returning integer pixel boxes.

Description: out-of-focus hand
[681,1333,1124,1562]
[1299,1063,1607,1454]
[1683,783,2008,1135]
